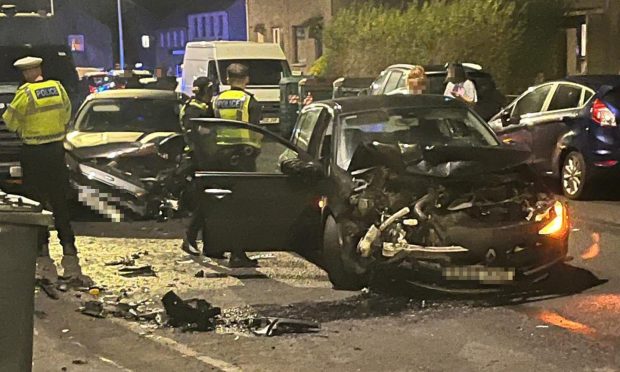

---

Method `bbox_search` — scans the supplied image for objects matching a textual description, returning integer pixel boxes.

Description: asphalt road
[32,196,620,372]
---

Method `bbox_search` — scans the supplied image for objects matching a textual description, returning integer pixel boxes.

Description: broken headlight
[537,201,568,238]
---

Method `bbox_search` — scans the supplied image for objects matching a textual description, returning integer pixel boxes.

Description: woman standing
[443,63,477,105]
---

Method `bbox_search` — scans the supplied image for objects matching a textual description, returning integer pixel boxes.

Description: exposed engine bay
[340,142,568,287]
[66,134,190,222]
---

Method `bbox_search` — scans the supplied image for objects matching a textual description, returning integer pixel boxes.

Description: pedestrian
[407,65,427,95]
[211,63,263,268]
[2,56,92,286]
[179,76,222,258]
[443,63,477,106]
[534,71,546,85]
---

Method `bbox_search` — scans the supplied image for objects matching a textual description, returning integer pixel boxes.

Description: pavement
[30,196,620,372]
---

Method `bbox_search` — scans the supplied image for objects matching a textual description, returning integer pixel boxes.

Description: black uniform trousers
[21,141,76,256]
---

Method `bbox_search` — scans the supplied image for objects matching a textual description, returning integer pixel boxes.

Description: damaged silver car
[191,95,569,291]
[65,89,189,221]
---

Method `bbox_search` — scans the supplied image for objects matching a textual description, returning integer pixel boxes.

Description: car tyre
[562,151,589,199]
[322,216,366,291]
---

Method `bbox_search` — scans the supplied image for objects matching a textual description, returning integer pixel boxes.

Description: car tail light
[538,201,568,238]
[591,99,617,127]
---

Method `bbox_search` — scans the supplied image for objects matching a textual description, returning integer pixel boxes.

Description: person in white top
[443,63,478,105]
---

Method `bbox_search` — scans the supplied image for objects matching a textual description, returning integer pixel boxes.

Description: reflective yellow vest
[2,80,72,145]
[179,98,209,132]
[213,89,262,149]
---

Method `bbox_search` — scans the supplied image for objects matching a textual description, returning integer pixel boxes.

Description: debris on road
[80,301,106,318]
[72,359,88,365]
[118,265,157,278]
[249,317,321,337]
[105,257,136,267]
[161,290,221,331]
[36,278,59,300]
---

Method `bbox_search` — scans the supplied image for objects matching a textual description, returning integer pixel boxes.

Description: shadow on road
[245,264,606,324]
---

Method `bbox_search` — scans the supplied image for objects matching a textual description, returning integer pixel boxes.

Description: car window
[547,84,582,111]
[193,122,298,174]
[512,85,553,118]
[370,71,388,95]
[292,108,322,151]
[583,90,594,104]
[337,106,498,170]
[207,60,218,85]
[383,71,404,94]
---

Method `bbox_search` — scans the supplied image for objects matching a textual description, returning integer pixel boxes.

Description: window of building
[292,26,307,63]
[257,31,265,43]
[167,32,173,48]
[160,33,165,48]
[188,12,229,41]
[272,28,282,47]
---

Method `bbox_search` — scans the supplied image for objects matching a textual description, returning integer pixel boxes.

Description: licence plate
[443,266,515,283]
[261,117,279,125]
[9,166,22,178]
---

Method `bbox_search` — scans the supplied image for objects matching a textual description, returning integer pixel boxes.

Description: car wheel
[322,216,366,291]
[562,151,589,199]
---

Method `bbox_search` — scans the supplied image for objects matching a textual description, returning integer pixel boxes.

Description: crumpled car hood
[348,142,530,178]
[65,131,177,149]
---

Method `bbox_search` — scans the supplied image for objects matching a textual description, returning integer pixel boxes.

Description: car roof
[562,75,620,90]
[315,94,464,114]
[89,89,179,101]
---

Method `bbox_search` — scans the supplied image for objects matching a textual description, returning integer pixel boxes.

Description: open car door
[191,119,324,253]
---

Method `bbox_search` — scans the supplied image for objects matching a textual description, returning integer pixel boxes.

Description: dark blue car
[489,75,620,199]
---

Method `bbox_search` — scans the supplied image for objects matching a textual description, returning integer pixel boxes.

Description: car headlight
[538,201,568,238]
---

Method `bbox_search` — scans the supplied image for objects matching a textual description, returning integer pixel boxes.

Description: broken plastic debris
[161,291,221,332]
[118,265,157,278]
[80,301,106,318]
[249,317,320,337]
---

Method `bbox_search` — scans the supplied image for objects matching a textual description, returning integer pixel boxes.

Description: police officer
[179,77,223,258]
[213,63,262,172]
[2,57,92,287]
[212,63,262,268]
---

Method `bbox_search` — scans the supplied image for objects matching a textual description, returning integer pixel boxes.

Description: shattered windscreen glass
[337,106,499,170]
[76,99,180,133]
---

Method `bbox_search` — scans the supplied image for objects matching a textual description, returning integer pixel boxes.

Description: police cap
[14,56,43,70]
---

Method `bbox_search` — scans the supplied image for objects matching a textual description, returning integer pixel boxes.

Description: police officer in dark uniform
[3,56,92,286]
[211,63,263,267]
[179,77,222,257]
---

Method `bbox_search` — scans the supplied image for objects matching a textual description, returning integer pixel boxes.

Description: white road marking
[98,356,134,371]
[111,318,242,372]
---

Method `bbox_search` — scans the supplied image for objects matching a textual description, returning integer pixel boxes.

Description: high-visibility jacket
[179,98,210,132]
[213,89,262,149]
[2,80,72,145]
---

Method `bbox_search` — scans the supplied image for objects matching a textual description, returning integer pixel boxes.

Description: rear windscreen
[603,87,620,109]
[218,59,291,86]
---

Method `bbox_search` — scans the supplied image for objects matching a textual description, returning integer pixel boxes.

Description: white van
[181,41,291,127]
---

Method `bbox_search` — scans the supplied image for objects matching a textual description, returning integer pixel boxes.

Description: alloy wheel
[562,153,584,198]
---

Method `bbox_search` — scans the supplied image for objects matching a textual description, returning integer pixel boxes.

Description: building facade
[148,0,248,75]
[0,0,113,68]
[566,0,620,75]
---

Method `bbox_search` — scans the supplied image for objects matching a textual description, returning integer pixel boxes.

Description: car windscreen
[218,59,291,86]
[76,98,180,133]
[337,106,499,170]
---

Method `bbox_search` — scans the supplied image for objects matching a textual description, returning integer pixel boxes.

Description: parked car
[489,75,620,199]
[369,63,506,121]
[189,95,568,291]
[0,44,80,191]
[64,89,185,221]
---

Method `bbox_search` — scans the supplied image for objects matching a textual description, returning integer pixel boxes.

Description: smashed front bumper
[378,221,569,290]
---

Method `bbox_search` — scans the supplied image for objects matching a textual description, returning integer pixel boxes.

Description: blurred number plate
[443,266,515,283]
[261,117,279,125]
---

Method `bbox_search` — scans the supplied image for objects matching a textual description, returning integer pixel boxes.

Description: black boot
[180,239,201,256]
[229,252,258,268]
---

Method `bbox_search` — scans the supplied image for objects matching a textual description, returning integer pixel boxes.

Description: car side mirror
[281,158,324,179]
[501,109,519,127]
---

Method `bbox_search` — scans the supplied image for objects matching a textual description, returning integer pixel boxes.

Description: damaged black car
[191,95,569,291]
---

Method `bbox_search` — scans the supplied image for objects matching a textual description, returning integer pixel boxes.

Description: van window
[217,59,291,86]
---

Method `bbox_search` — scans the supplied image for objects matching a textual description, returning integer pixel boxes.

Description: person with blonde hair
[407,65,427,94]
